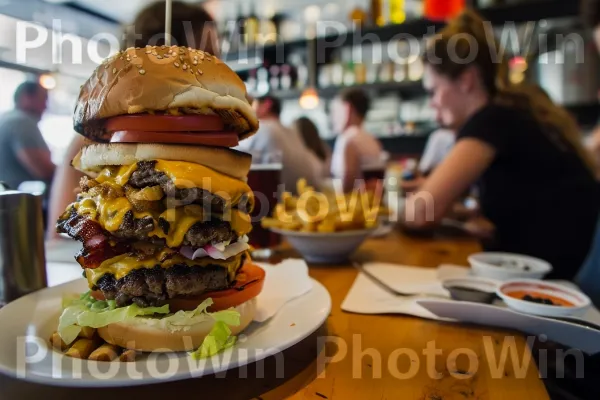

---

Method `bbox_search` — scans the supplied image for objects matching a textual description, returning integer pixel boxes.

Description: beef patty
[113,210,238,247]
[95,263,237,308]
[129,161,252,211]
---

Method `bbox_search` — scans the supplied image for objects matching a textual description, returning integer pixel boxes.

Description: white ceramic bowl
[271,228,374,264]
[497,279,591,317]
[468,252,552,281]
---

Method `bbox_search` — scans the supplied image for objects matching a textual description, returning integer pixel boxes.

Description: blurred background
[0,0,596,162]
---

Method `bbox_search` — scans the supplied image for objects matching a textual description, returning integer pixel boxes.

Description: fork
[352,262,449,299]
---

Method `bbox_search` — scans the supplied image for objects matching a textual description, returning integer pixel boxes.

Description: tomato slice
[110,130,239,147]
[91,263,266,312]
[90,290,106,301]
[167,263,266,312]
[105,115,225,133]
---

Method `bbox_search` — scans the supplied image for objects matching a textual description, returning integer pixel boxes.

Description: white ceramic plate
[0,278,331,387]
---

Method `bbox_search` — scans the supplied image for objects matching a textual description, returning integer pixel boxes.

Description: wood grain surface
[1,231,549,400]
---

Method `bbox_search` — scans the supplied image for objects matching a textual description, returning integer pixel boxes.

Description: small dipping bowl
[442,277,500,304]
[497,279,592,317]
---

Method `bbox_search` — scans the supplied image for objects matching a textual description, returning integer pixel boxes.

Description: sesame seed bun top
[74,46,258,142]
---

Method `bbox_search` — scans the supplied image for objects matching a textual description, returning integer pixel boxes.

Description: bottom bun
[97,298,257,352]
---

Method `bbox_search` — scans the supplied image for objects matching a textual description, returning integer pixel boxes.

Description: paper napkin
[341,263,449,320]
[254,259,314,322]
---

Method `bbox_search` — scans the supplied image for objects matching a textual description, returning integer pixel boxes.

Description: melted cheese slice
[95,164,139,186]
[154,160,254,210]
[86,251,245,288]
[72,160,253,245]
[74,196,251,247]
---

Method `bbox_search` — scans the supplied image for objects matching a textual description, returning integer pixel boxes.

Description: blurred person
[0,81,55,190]
[582,0,600,176]
[236,96,321,192]
[293,116,331,180]
[405,10,600,280]
[330,89,385,192]
[47,1,218,237]
[401,128,455,192]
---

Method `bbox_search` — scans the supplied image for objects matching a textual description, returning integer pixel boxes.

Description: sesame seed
[105,64,109,69]
[182,64,188,70]
[112,68,117,74]
[139,69,146,75]
[198,69,203,75]
[193,61,198,65]
[119,56,123,60]
[146,49,152,54]
[133,55,138,58]
[156,55,162,59]
[179,56,184,61]
[174,62,180,67]
[161,45,166,49]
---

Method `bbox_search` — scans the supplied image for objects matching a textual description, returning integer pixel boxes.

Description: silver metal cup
[0,185,47,305]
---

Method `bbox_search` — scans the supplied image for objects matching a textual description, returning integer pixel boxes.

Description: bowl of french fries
[261,179,382,264]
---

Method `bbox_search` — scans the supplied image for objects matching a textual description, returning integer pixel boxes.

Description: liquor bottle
[280,65,292,91]
[246,69,257,94]
[234,1,245,48]
[370,0,385,26]
[245,1,259,45]
[390,0,406,24]
[256,66,269,95]
[269,65,280,91]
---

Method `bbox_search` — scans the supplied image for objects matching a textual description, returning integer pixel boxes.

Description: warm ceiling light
[39,74,56,90]
[304,5,321,23]
[299,87,319,110]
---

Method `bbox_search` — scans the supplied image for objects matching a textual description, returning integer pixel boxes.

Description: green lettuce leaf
[58,292,169,344]
[189,321,237,360]
[58,291,242,358]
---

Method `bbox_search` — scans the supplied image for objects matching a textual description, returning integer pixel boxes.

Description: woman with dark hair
[405,10,600,280]
[293,117,331,179]
[47,1,219,237]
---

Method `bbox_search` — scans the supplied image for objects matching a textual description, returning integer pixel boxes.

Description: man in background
[330,89,385,192]
[0,81,55,189]
[236,95,321,192]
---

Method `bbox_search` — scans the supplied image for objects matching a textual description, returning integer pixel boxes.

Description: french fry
[317,219,336,233]
[260,218,282,229]
[49,332,68,351]
[301,222,318,232]
[89,344,120,362]
[296,178,307,195]
[282,192,298,210]
[78,326,96,339]
[119,349,138,362]
[65,338,101,359]
[280,220,302,231]
[265,179,382,233]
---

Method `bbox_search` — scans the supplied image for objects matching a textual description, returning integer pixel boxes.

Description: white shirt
[418,129,455,174]
[330,125,384,180]
[236,119,321,193]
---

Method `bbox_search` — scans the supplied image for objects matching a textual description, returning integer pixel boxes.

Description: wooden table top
[2,231,550,400]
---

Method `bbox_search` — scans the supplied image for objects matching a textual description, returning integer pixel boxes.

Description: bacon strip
[57,208,129,269]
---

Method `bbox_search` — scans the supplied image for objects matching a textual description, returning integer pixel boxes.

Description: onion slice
[180,236,250,261]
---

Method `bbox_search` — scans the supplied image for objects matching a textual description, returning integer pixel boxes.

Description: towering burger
[56,46,264,353]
